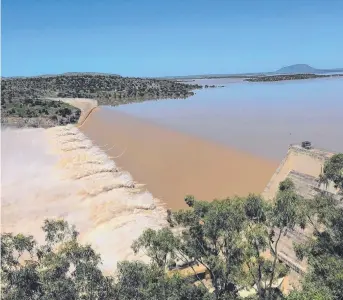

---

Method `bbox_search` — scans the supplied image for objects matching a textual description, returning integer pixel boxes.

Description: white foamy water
[1,125,167,273]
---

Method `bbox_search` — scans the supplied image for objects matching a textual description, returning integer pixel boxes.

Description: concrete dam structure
[263,144,337,201]
[262,144,339,275]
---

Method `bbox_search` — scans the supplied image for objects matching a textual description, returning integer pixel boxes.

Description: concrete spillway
[262,144,337,200]
[1,125,167,274]
[262,144,339,275]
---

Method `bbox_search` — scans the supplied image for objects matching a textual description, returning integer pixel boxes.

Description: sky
[2,0,343,77]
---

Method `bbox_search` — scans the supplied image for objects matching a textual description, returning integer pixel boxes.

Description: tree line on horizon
[1,153,343,300]
[2,74,201,101]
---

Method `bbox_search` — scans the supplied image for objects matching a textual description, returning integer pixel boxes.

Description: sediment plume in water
[80,108,279,210]
[1,125,167,273]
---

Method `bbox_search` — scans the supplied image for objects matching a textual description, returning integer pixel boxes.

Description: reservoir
[80,77,343,209]
[114,77,343,160]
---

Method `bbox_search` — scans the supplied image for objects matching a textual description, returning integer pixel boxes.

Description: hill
[157,64,343,80]
[275,64,343,74]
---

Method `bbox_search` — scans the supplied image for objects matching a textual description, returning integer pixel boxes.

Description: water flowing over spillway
[1,126,167,273]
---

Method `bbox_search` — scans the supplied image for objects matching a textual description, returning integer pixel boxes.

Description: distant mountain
[3,65,343,81]
[275,64,343,74]
[156,64,343,80]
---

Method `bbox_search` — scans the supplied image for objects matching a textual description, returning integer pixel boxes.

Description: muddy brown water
[80,108,278,210]
[114,77,343,160]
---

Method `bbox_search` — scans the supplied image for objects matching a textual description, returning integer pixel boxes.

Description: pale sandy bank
[1,125,167,273]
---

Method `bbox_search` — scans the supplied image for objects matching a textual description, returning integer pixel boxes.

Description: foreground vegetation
[245,73,343,82]
[1,153,342,299]
[1,74,201,127]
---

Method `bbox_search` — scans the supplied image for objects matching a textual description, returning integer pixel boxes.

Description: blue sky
[2,0,343,77]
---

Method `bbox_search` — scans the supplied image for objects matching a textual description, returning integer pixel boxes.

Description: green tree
[114,261,209,300]
[239,181,304,300]
[1,219,209,300]
[319,153,343,195]
[3,152,342,300]
[132,185,304,300]
[286,283,333,300]
[289,154,343,300]
[1,219,115,300]
[132,228,179,270]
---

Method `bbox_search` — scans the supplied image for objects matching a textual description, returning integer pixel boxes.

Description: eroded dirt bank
[80,107,278,210]
[1,126,167,273]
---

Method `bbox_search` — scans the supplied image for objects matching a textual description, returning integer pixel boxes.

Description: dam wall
[262,144,339,274]
[262,144,335,201]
